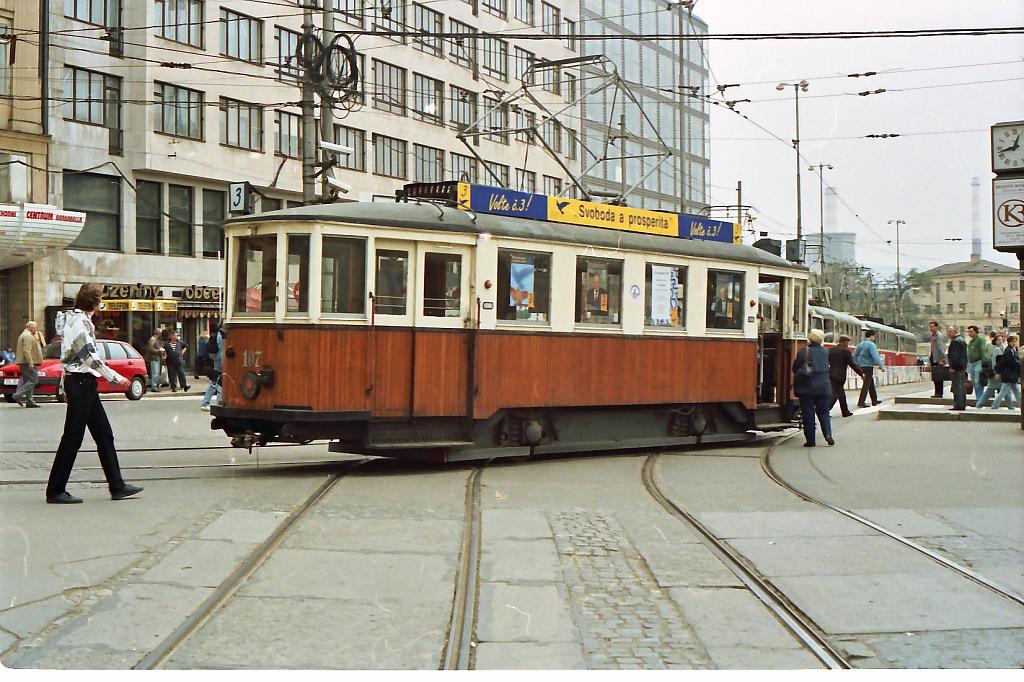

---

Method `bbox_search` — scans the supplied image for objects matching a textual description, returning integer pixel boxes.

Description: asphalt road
[1,381,1020,669]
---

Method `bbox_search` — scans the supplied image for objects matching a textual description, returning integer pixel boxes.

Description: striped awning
[0,204,87,271]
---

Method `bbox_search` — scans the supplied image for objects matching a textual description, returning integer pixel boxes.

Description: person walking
[991,335,1020,410]
[144,334,163,393]
[854,330,885,408]
[200,326,224,411]
[947,325,968,411]
[928,320,949,398]
[164,331,190,392]
[12,321,45,408]
[976,332,1005,408]
[828,334,863,417]
[194,330,210,380]
[46,283,143,504]
[966,325,989,400]
[793,329,834,447]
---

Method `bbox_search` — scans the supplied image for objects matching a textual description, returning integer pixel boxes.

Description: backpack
[206,332,220,358]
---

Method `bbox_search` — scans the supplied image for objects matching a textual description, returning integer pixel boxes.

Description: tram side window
[287,235,310,314]
[234,235,277,314]
[706,270,744,330]
[321,237,366,314]
[575,256,623,326]
[423,252,462,317]
[645,263,686,328]
[497,249,551,322]
[793,281,806,335]
[375,249,409,316]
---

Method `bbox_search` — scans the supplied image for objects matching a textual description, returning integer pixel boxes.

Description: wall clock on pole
[992,121,1024,173]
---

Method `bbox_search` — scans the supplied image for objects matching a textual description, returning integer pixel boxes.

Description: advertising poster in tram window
[585,265,609,318]
[650,265,679,326]
[509,255,536,321]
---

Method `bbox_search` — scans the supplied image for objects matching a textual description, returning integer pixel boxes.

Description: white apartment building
[3,0,711,354]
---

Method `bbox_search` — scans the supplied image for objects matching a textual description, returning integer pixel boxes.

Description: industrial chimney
[970,177,982,264]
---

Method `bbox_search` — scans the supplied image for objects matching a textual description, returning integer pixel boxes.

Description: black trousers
[167,362,188,390]
[858,370,879,406]
[47,374,125,498]
[951,369,967,410]
[829,378,852,415]
[930,360,944,396]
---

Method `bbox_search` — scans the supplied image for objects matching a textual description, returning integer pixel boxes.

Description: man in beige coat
[13,321,44,408]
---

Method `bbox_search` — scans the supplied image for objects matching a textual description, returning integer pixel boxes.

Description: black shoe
[841,412,854,418]
[25,401,40,408]
[949,407,965,411]
[824,435,835,446]
[46,492,83,504]
[931,394,943,398]
[803,442,815,447]
[856,404,868,409]
[111,484,144,500]
[872,400,883,406]
[183,385,191,392]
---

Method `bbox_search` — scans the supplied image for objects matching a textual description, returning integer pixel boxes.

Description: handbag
[795,348,814,384]
[965,377,974,395]
[932,364,950,382]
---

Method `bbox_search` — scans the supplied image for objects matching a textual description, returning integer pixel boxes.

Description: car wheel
[4,393,14,403]
[55,385,66,403]
[126,376,145,401]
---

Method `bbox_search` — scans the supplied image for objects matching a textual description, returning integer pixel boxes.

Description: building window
[448,20,477,70]
[646,264,686,327]
[202,189,225,258]
[480,38,508,80]
[334,124,366,171]
[374,134,407,179]
[515,107,535,143]
[220,9,262,63]
[1012,279,1019,291]
[541,2,560,35]
[515,168,536,193]
[514,0,534,24]
[274,110,301,158]
[156,82,203,139]
[261,198,281,212]
[375,249,409,316]
[498,249,550,322]
[234,235,277,314]
[136,181,162,254]
[321,237,367,314]
[335,0,365,27]
[513,47,535,84]
[0,19,10,97]
[566,127,578,160]
[959,280,965,291]
[168,184,193,256]
[483,97,509,144]
[412,73,443,125]
[372,59,407,115]
[958,302,966,313]
[450,86,478,131]
[564,72,577,101]
[563,18,576,50]
[1011,302,1019,313]
[707,270,744,330]
[540,60,560,94]
[542,175,562,196]
[423,252,462,317]
[946,281,954,292]
[576,256,622,325]
[483,161,509,187]
[414,144,444,183]
[450,152,478,182]
[154,0,203,47]
[540,118,561,153]
[274,27,301,82]
[983,280,992,291]
[483,0,507,18]
[412,4,443,56]
[946,303,953,314]
[220,98,263,151]
[65,0,119,27]
[984,302,993,315]
[286,235,310,313]
[65,66,121,130]
[372,0,406,42]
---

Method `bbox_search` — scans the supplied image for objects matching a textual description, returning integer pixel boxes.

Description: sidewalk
[877,390,1022,423]
[143,375,211,399]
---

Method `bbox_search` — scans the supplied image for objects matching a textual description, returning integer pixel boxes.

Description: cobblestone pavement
[550,510,711,670]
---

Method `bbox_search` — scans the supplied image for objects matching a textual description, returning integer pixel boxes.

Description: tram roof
[227,201,806,272]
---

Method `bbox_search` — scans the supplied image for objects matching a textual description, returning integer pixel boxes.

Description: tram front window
[707,270,744,330]
[375,249,409,315]
[423,252,462,318]
[321,237,366,315]
[287,235,310,314]
[234,235,277,314]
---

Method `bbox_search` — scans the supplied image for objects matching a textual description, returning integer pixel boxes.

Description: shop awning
[0,204,87,270]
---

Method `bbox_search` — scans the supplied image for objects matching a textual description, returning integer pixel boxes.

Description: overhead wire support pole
[777,80,809,249]
[301,4,317,204]
[321,0,336,202]
[887,218,906,323]
[809,162,833,278]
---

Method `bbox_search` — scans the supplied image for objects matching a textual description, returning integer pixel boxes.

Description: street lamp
[778,80,809,245]
[808,162,833,277]
[887,218,906,322]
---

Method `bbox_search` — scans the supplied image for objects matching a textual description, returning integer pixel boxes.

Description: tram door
[757,278,784,406]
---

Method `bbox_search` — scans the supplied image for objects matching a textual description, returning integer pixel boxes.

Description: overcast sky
[695,0,1024,275]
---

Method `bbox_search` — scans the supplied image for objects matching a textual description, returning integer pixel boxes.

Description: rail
[441,466,484,670]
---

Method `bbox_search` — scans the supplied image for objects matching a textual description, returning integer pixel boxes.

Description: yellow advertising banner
[546,196,680,237]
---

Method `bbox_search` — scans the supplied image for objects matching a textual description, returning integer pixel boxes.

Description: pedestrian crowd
[929,322,1020,411]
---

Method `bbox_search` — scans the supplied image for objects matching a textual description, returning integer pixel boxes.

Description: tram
[211,182,812,461]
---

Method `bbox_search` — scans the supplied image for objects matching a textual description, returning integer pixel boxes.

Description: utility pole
[777,81,809,244]
[809,163,832,278]
[888,218,906,322]
[320,1,336,201]
[736,179,742,226]
[619,112,627,202]
[300,5,317,204]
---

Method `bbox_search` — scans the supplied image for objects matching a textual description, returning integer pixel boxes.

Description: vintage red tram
[211,191,811,461]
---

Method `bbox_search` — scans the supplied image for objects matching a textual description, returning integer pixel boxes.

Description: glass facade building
[579,0,710,213]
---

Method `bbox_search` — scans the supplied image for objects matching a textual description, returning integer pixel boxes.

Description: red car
[1,339,149,402]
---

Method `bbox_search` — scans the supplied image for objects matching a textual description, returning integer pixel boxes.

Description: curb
[878,408,1021,422]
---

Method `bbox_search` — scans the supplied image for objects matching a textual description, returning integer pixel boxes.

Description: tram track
[132,460,365,670]
[441,465,485,670]
[641,453,850,669]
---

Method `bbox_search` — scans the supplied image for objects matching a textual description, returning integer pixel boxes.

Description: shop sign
[993,177,1024,251]
[103,283,162,299]
[156,301,178,312]
[180,285,223,302]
